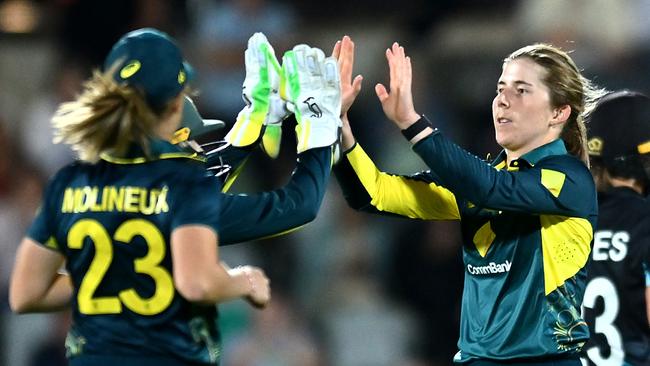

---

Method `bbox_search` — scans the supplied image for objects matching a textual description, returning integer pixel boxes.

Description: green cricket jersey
[27,139,333,365]
[334,131,597,362]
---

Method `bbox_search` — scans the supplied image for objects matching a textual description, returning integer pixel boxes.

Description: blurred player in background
[333,36,606,365]
[583,90,650,366]
[8,26,343,366]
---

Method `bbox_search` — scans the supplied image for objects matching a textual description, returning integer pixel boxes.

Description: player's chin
[495,133,510,149]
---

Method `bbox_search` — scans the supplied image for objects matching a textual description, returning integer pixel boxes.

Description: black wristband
[401,115,432,141]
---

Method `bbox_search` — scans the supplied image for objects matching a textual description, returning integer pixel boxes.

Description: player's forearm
[12,274,72,313]
[177,263,251,305]
[218,147,331,245]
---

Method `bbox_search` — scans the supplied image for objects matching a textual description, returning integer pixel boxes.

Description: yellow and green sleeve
[334,143,460,220]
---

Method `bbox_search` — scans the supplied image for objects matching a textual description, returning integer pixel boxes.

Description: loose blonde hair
[505,44,607,167]
[52,67,177,163]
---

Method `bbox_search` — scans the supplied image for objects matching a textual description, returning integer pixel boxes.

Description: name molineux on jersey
[61,186,169,215]
[467,260,512,275]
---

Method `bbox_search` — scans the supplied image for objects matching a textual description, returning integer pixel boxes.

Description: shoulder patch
[541,169,565,198]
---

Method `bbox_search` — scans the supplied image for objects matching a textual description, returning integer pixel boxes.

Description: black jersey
[583,187,650,365]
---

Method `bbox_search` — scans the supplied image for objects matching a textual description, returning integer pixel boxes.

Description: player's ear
[550,105,570,126]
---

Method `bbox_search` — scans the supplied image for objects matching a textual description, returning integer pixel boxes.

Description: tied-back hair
[505,44,608,168]
[52,67,171,163]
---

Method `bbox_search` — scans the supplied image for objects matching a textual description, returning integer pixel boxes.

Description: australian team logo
[587,137,603,156]
[120,60,141,79]
[303,97,322,118]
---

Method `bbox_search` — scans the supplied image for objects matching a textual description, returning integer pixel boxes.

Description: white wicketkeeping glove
[260,51,288,159]
[281,45,342,154]
[225,32,290,158]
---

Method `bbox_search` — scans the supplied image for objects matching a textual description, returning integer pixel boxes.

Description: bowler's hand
[375,42,420,129]
[332,35,363,118]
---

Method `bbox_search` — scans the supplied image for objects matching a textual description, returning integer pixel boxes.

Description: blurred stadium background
[1,1,650,365]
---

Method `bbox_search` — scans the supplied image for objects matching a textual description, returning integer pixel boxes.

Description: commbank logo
[467,260,512,275]
[303,97,322,118]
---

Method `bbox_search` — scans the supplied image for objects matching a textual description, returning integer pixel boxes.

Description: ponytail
[52,68,167,163]
[561,117,589,167]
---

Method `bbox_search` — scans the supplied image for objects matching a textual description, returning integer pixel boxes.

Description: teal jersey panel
[27,140,223,365]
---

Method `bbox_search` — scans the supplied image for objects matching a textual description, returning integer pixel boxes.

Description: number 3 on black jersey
[68,218,175,316]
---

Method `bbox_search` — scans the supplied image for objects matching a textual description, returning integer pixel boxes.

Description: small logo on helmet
[178,70,187,85]
[587,137,603,156]
[120,60,141,79]
[303,97,322,118]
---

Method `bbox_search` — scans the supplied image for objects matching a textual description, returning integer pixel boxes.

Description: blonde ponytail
[52,68,162,163]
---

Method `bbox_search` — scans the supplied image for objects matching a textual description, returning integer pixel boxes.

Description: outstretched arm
[219,146,332,245]
[219,44,342,245]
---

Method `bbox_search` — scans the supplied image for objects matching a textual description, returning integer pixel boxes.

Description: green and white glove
[281,45,342,154]
[260,53,288,159]
[225,32,290,158]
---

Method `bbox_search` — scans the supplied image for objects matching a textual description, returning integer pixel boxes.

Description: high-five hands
[225,32,289,158]
[331,36,362,151]
[375,42,421,129]
[225,33,342,157]
[281,45,341,155]
[330,37,427,150]
[331,36,363,119]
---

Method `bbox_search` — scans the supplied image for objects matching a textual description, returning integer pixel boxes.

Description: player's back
[31,145,223,364]
[583,187,650,366]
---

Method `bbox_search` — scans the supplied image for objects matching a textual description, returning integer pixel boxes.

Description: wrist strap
[401,115,432,141]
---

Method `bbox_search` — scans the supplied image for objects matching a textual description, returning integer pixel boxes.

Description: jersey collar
[100,139,206,164]
[492,139,568,169]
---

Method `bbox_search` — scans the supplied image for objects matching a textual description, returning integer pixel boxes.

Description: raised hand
[260,42,288,159]
[225,32,289,158]
[281,44,342,155]
[375,42,420,129]
[331,35,363,118]
[331,36,362,151]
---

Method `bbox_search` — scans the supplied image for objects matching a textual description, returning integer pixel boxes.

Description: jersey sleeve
[218,146,332,245]
[170,165,223,234]
[26,167,73,252]
[412,131,596,218]
[334,143,460,220]
[203,142,255,192]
